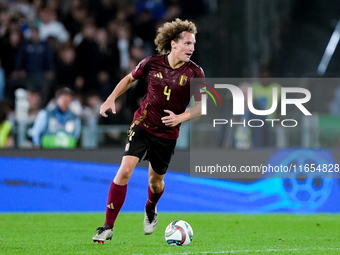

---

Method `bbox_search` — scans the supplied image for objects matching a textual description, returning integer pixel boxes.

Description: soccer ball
[164,220,193,246]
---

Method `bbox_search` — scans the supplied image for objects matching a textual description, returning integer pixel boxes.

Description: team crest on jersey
[178,75,188,86]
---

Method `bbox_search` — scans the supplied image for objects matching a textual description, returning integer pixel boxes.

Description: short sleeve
[193,67,206,101]
[131,57,152,79]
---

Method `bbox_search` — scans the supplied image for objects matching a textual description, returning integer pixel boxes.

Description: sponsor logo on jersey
[154,72,163,78]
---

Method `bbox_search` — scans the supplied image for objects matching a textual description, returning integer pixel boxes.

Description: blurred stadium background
[1,0,340,214]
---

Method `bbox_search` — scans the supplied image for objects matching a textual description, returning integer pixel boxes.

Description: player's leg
[105,155,140,227]
[93,155,139,243]
[93,124,147,243]
[147,163,165,212]
[143,164,165,235]
[143,135,176,235]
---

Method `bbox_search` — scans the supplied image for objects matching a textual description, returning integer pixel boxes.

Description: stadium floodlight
[317,18,340,76]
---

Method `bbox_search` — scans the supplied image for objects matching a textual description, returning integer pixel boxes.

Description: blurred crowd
[0,0,206,148]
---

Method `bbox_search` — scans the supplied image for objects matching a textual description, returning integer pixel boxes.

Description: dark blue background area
[1,149,340,213]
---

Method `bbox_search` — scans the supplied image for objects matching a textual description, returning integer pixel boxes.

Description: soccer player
[92,18,205,243]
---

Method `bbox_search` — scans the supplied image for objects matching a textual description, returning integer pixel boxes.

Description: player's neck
[167,53,185,69]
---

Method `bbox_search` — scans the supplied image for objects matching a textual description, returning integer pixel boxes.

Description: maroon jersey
[131,54,205,140]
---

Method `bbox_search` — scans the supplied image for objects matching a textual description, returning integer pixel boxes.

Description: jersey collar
[164,54,188,69]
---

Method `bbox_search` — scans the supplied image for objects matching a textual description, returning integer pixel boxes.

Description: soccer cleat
[144,207,158,235]
[92,224,113,243]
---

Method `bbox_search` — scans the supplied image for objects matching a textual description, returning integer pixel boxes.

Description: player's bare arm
[161,101,202,127]
[100,73,136,117]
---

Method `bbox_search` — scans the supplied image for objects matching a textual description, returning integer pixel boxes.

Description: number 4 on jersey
[164,86,171,100]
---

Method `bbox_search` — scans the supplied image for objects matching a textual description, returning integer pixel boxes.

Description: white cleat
[92,224,113,243]
[144,207,158,235]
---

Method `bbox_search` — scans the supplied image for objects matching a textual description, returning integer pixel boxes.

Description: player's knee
[116,167,133,182]
[149,178,164,194]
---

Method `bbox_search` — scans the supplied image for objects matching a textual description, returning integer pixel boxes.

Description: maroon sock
[145,185,164,213]
[104,182,127,229]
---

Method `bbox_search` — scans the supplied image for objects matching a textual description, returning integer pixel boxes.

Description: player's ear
[171,40,177,49]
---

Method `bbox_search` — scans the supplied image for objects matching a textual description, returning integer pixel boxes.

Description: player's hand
[162,110,181,127]
[100,100,116,117]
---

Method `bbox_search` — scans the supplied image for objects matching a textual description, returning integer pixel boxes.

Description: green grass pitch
[0,213,339,254]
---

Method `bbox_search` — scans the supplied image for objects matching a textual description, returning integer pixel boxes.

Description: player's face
[172,32,196,62]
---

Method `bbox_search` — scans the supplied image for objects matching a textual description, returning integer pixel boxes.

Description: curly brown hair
[154,18,197,54]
